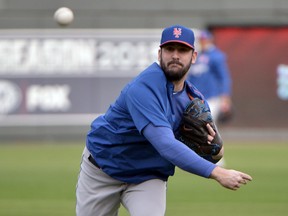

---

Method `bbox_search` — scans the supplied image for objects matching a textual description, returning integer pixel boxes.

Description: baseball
[54,7,74,26]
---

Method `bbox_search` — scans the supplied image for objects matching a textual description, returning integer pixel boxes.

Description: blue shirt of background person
[188,30,232,113]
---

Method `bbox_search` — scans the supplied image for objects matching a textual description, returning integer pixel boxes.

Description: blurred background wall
[0,0,288,29]
[0,0,288,28]
[0,0,288,141]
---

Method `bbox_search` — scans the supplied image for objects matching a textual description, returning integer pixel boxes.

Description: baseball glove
[177,98,223,162]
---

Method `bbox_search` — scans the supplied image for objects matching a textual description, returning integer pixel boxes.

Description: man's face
[158,43,197,82]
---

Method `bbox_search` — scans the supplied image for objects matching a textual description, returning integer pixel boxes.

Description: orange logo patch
[173,28,182,38]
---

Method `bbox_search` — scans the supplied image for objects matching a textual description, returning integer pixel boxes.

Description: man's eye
[179,48,189,52]
[165,47,174,51]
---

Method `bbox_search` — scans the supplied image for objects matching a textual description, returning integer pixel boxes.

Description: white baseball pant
[207,97,221,121]
[76,147,167,216]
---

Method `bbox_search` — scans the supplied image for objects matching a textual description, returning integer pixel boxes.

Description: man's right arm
[143,123,252,190]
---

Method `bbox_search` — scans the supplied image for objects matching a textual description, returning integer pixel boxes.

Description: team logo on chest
[173,28,182,38]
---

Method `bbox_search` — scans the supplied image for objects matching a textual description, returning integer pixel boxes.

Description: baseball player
[76,25,252,216]
[188,30,232,122]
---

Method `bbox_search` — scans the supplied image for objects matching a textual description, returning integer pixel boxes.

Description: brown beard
[160,58,192,82]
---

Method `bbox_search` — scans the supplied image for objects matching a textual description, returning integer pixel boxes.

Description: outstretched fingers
[242,173,253,181]
[238,172,253,182]
[239,172,253,185]
[232,172,253,190]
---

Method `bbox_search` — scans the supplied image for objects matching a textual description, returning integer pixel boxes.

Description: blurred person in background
[188,30,233,167]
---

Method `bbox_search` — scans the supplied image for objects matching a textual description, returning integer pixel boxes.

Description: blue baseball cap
[199,30,214,40]
[160,25,195,49]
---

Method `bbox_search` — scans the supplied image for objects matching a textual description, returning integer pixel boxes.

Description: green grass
[0,141,287,216]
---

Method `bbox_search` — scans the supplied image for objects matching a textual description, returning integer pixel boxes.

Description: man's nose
[171,50,180,59]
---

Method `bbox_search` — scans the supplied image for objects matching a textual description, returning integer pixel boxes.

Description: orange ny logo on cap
[173,28,182,38]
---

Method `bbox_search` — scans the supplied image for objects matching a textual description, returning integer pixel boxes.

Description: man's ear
[158,49,161,62]
[192,51,198,64]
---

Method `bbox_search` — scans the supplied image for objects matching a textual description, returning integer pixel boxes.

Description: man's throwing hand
[210,166,252,190]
